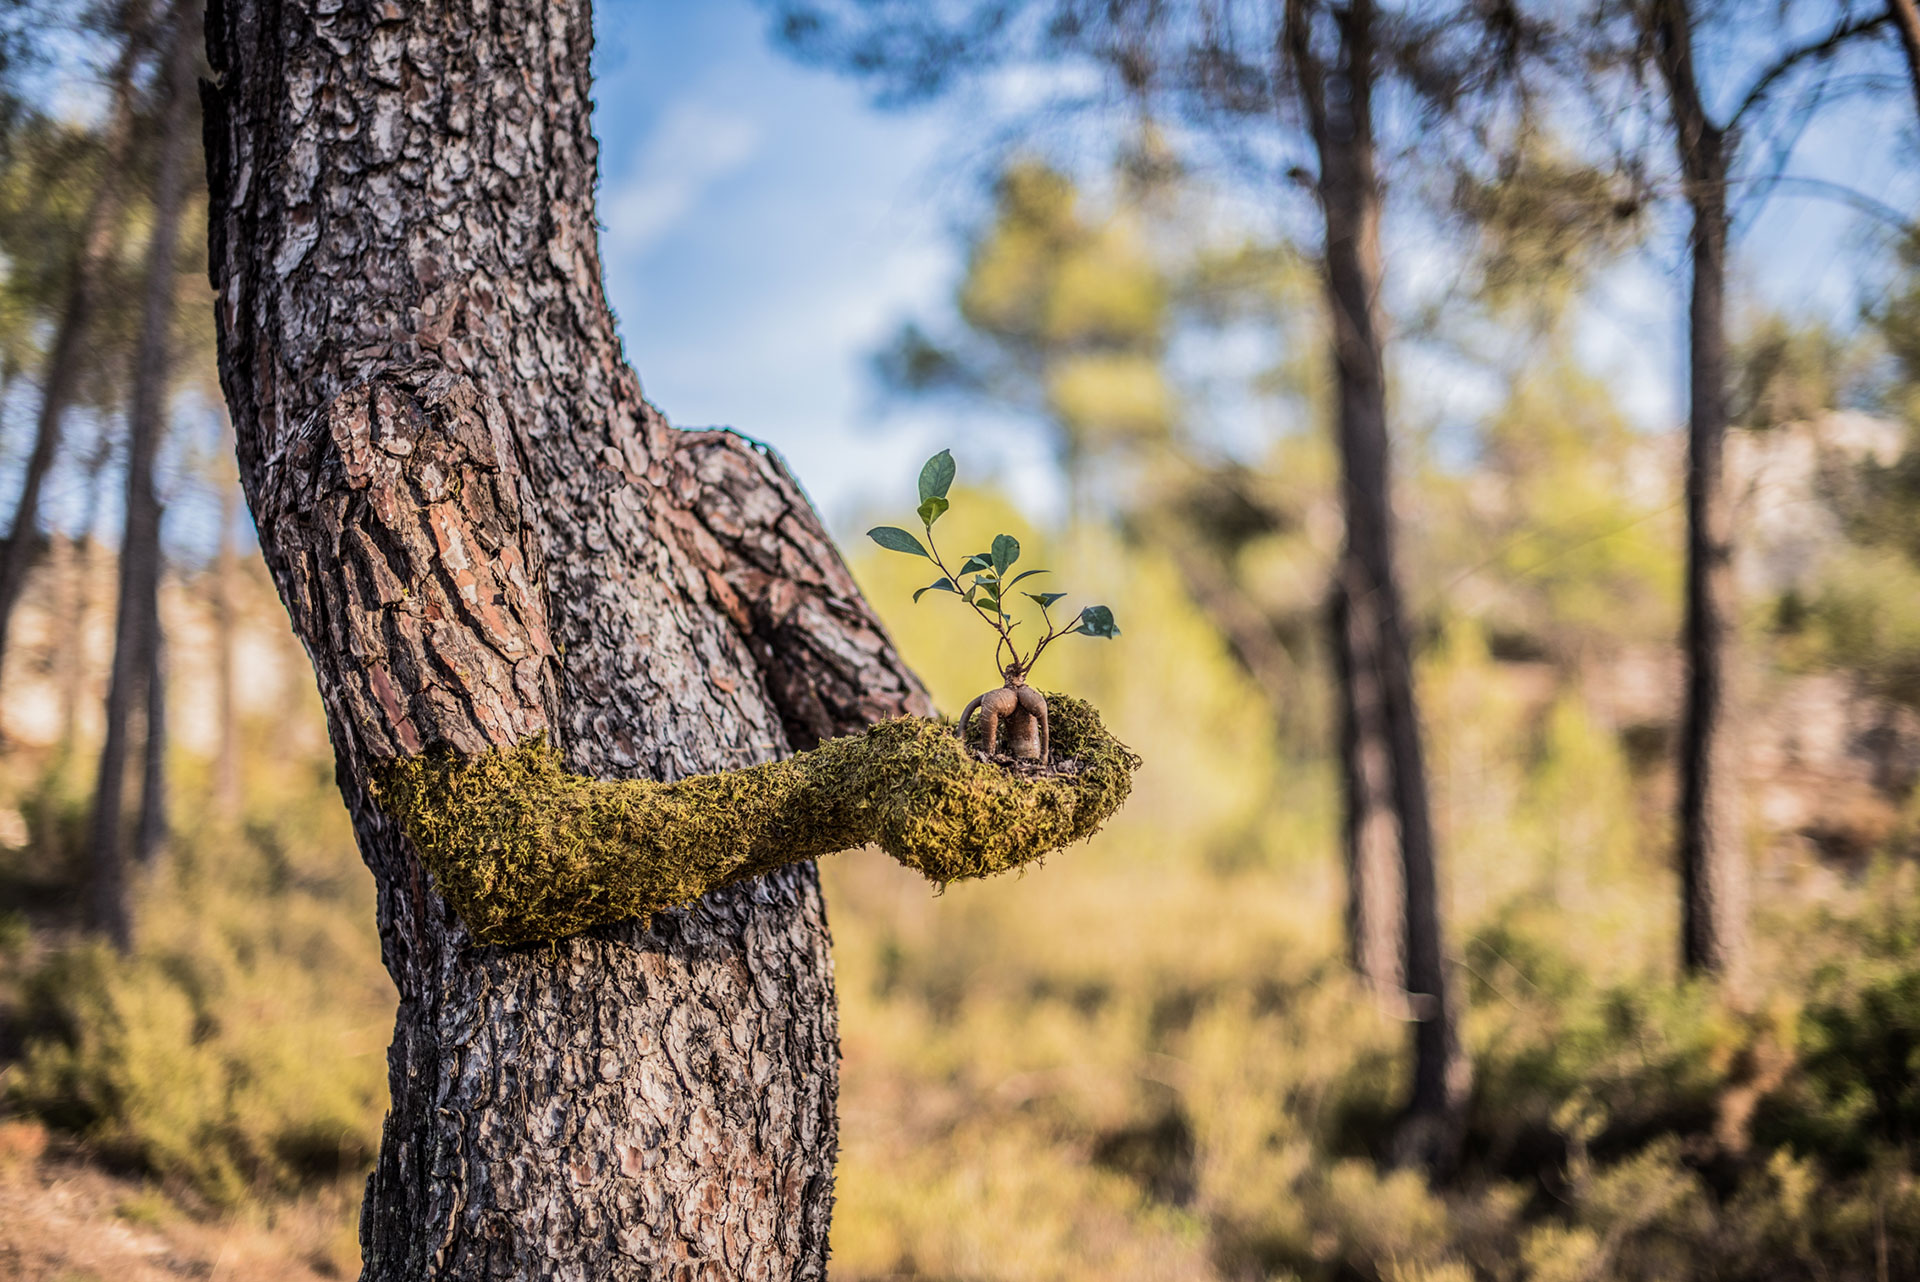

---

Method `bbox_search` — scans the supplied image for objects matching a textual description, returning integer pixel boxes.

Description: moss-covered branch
[372,693,1139,947]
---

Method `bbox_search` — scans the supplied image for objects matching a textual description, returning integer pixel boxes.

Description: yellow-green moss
[371,693,1139,947]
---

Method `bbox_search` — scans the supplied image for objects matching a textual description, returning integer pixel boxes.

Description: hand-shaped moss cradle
[867,449,1122,762]
[374,693,1139,948]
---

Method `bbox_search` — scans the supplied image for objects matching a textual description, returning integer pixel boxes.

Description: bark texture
[0,11,145,689]
[1651,0,1749,985]
[87,0,198,945]
[1285,0,1468,1165]
[202,1,928,1277]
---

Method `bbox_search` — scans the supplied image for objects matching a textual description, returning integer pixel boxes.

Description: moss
[372,693,1140,947]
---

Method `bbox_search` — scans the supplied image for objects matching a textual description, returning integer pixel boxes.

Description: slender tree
[211,428,240,818]
[203,1,930,1272]
[771,0,1479,1166]
[1282,0,1470,1163]
[1627,0,1891,983]
[86,0,196,945]
[0,5,146,686]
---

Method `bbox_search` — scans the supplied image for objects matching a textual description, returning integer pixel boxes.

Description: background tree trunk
[135,628,168,863]
[0,9,144,688]
[1890,0,1920,116]
[86,0,196,945]
[212,438,240,819]
[1286,0,1467,1165]
[1652,0,1749,985]
[202,1,930,1276]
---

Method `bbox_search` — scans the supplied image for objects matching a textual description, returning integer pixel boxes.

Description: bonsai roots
[372,693,1139,947]
[959,677,1050,762]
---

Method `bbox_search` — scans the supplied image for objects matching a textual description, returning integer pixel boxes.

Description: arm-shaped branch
[373,693,1139,947]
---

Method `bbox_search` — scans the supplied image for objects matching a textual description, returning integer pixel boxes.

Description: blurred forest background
[10,0,1920,1279]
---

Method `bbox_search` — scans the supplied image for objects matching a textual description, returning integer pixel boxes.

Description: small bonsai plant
[868,449,1120,767]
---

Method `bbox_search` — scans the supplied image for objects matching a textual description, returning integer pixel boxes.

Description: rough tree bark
[87,0,197,945]
[0,9,145,688]
[1285,0,1468,1165]
[1650,0,1749,984]
[203,1,929,1276]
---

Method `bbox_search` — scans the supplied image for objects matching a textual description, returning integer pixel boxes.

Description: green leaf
[918,449,956,503]
[1072,605,1121,639]
[991,533,1020,577]
[958,552,993,575]
[867,526,930,559]
[917,495,949,528]
[1007,568,1049,588]
[1025,591,1068,608]
[913,577,957,603]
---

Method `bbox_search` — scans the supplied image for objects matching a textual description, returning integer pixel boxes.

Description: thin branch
[1730,11,1890,127]
[1283,0,1331,167]
[1733,172,1913,231]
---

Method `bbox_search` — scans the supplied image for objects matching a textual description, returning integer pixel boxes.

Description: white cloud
[603,102,762,257]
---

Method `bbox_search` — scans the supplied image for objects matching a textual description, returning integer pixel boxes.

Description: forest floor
[0,1122,354,1282]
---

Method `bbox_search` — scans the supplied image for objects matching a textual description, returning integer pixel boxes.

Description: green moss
[372,693,1140,947]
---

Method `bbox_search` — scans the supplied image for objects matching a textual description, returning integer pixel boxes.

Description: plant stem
[925,527,1021,670]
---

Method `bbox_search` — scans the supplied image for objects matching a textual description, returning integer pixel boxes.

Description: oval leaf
[918,449,957,502]
[1007,568,1049,587]
[958,552,993,575]
[917,495,949,528]
[867,526,930,559]
[913,577,957,603]
[1073,604,1121,639]
[1025,591,1068,608]
[991,533,1020,577]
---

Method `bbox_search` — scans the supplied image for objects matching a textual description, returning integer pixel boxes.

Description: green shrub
[2,765,391,1208]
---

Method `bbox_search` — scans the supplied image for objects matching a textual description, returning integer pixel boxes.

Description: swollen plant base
[373,693,1139,947]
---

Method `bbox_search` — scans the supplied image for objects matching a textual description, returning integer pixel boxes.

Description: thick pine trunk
[1287,0,1467,1164]
[0,13,144,686]
[202,2,929,1275]
[87,0,197,944]
[1653,0,1749,985]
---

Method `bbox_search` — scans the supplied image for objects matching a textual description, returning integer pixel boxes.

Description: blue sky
[589,1,1917,535]
[592,1,1022,528]
[20,0,1908,560]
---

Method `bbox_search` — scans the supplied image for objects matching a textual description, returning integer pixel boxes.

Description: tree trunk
[202,2,930,1276]
[0,10,145,689]
[1653,0,1749,985]
[135,626,168,863]
[1676,139,1748,980]
[212,443,240,818]
[1330,563,1406,995]
[1286,0,1468,1167]
[1890,0,1920,118]
[87,0,197,946]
